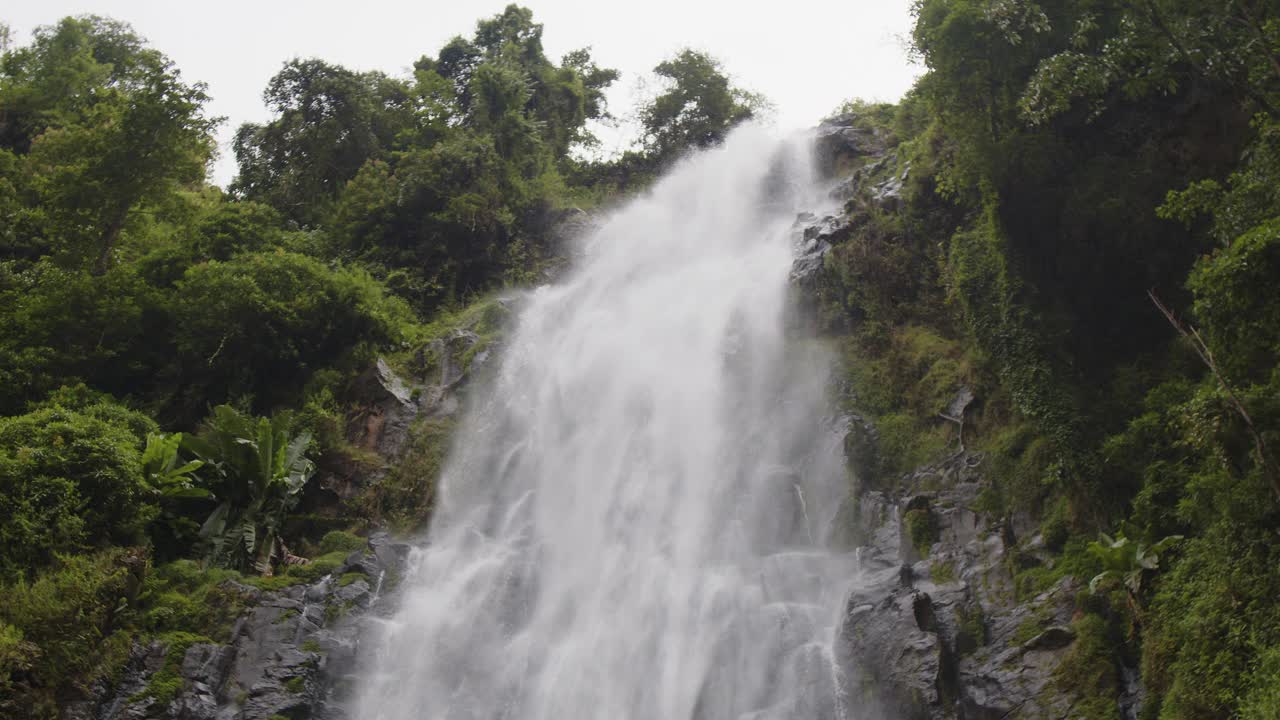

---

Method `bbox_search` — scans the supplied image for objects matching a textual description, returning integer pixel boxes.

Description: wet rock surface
[92,534,408,720]
[815,114,890,177]
[832,452,1097,720]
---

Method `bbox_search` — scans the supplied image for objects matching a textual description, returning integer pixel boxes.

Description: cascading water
[354,125,855,720]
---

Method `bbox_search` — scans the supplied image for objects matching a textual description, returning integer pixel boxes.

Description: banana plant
[183,406,315,574]
[141,432,208,499]
[1087,532,1183,615]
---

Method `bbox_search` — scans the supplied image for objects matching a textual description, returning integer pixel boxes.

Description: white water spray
[355,126,854,720]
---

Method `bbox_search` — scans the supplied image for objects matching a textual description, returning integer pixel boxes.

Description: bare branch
[1149,290,1280,501]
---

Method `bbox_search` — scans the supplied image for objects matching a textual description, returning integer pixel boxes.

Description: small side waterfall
[354,125,855,720]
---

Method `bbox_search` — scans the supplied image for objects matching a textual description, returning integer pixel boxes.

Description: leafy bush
[0,399,155,578]
[140,559,248,637]
[169,251,416,422]
[1240,644,1280,720]
[1187,218,1280,384]
[0,549,145,718]
[903,500,939,557]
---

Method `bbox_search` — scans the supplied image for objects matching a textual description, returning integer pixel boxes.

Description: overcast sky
[6,1,922,186]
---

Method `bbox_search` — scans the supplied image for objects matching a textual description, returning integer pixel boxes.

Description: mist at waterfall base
[355,125,857,720]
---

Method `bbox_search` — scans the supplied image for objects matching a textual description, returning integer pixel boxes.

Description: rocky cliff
[809,113,1143,720]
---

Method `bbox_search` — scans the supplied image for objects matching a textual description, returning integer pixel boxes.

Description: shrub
[184,406,316,573]
[169,251,416,421]
[0,549,146,718]
[0,400,155,578]
[140,560,249,638]
[903,500,939,556]
[318,530,366,555]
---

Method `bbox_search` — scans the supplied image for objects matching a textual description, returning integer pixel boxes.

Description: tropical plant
[182,406,315,574]
[1087,532,1183,603]
[141,432,206,498]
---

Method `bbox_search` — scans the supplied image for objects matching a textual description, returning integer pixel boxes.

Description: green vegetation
[0,548,143,717]
[814,0,1280,715]
[5,0,1280,715]
[1051,614,1123,720]
[903,500,940,556]
[317,530,366,555]
[0,7,757,710]
[954,603,986,655]
[929,558,957,584]
[182,405,316,572]
[0,397,155,579]
[132,632,212,705]
[359,417,457,533]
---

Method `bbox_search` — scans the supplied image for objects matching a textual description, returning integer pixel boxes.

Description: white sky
[5,1,922,186]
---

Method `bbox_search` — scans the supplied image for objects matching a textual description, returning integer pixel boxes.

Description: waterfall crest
[355,125,853,720]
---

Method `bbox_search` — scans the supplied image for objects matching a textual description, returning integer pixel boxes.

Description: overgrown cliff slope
[805,4,1280,710]
[5,2,1280,719]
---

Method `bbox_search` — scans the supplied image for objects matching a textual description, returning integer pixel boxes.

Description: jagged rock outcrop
[92,534,408,720]
[790,212,852,287]
[319,301,508,501]
[815,114,890,177]
[832,451,1087,720]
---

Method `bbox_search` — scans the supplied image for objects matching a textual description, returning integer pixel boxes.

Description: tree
[434,5,618,157]
[231,59,413,227]
[1020,0,1280,125]
[639,49,764,166]
[1,16,217,273]
[332,134,515,312]
[169,251,415,420]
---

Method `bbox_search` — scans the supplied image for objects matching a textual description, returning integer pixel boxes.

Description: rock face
[803,112,1136,720]
[92,534,409,720]
[831,452,1085,720]
[814,114,890,177]
[790,213,851,287]
[318,303,507,503]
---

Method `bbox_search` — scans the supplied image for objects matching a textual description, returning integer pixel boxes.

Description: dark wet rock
[1023,625,1076,652]
[814,114,889,177]
[351,359,418,454]
[789,214,855,286]
[86,537,408,720]
[833,449,1105,720]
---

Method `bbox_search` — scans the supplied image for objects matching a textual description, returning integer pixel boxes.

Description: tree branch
[1149,290,1280,501]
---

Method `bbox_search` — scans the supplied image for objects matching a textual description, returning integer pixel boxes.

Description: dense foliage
[814,0,1280,716]
[0,7,758,713]
[10,0,1278,715]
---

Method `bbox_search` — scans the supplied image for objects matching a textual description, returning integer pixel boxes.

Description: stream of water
[355,126,855,720]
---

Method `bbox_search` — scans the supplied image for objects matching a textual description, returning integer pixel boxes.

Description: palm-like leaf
[190,406,316,572]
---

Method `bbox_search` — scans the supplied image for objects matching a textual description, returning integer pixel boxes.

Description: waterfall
[354,125,855,720]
